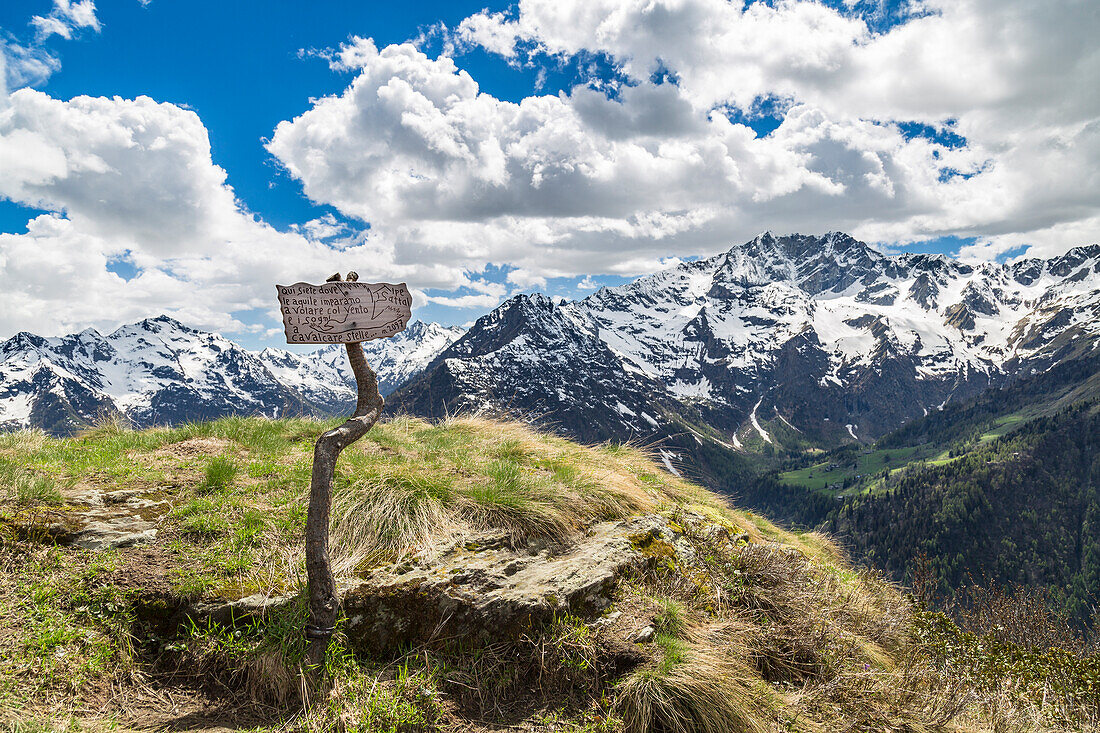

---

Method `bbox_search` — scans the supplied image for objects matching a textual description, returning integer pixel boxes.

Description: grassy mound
[0,416,1096,732]
[3,414,712,591]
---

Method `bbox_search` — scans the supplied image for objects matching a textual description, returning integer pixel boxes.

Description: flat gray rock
[21,487,171,551]
[178,592,298,628]
[342,513,687,654]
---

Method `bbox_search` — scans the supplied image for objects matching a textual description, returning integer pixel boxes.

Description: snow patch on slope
[750,398,772,444]
[658,449,681,477]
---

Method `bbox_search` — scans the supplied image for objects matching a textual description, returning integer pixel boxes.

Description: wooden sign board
[276,281,412,344]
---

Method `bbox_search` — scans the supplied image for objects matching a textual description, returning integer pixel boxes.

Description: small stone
[590,610,624,630]
[68,522,157,550]
[102,490,140,504]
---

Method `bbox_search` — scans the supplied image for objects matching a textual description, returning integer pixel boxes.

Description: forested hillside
[832,403,1100,625]
[733,352,1100,627]
[880,349,1100,451]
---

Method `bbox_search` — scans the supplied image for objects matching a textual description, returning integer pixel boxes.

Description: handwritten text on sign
[276,281,412,344]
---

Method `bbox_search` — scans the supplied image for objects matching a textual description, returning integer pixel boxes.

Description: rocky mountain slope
[394,232,1100,453]
[0,317,462,435]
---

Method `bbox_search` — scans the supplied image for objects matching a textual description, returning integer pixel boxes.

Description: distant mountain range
[3,231,1098,445]
[0,317,462,435]
[393,232,1100,455]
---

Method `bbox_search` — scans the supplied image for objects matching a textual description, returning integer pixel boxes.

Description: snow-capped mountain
[0,317,463,435]
[394,232,1100,449]
[258,321,465,400]
[391,292,674,442]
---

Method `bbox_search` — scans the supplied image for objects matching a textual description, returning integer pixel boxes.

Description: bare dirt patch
[128,437,243,489]
[107,543,183,597]
[154,438,235,460]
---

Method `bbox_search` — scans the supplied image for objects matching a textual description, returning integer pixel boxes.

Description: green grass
[778,409,1040,497]
[779,442,987,495]
[0,546,134,704]
[172,496,233,537]
[652,633,688,675]
[2,415,1095,732]
[976,411,1029,443]
[0,461,66,505]
[198,455,240,494]
[330,415,713,567]
[4,414,716,597]
[779,444,932,491]
[653,598,686,638]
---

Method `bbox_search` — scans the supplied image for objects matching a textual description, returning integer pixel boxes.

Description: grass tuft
[0,462,65,505]
[618,639,768,733]
[81,410,133,438]
[653,598,687,639]
[198,455,240,494]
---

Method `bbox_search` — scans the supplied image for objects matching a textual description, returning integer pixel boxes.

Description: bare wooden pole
[304,274,384,671]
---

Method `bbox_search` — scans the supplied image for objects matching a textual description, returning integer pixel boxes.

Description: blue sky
[0,0,686,339]
[1,0,1097,347]
[3,0,537,231]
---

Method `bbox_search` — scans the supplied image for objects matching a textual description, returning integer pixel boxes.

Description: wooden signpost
[276,273,411,669]
[276,278,412,344]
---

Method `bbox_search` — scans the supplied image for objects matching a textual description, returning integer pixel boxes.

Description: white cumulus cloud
[3,0,1098,341]
[0,89,488,338]
[267,0,1099,268]
[32,0,101,41]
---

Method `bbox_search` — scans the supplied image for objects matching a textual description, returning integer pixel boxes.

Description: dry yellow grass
[618,637,769,733]
[329,415,716,568]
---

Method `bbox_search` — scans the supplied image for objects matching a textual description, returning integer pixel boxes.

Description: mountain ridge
[393,231,1100,455]
[6,230,1097,444]
[0,316,463,435]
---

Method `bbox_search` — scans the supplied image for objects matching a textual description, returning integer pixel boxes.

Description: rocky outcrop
[157,511,712,654]
[11,485,170,550]
[341,513,700,655]
[10,475,752,663]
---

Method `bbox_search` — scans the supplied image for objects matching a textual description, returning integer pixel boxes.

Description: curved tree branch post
[304,274,385,671]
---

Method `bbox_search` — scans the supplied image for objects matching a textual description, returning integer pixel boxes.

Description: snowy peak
[394,295,671,441]
[443,293,592,362]
[397,232,1100,452]
[711,231,887,293]
[359,320,464,394]
[0,317,464,434]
